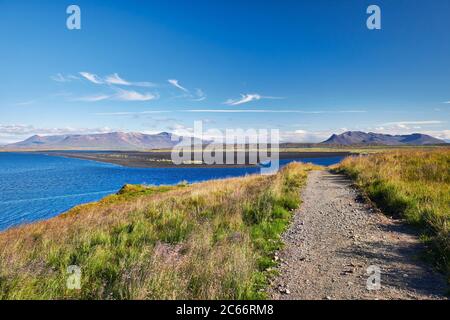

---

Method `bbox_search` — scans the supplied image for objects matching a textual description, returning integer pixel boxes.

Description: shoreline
[34,150,352,168]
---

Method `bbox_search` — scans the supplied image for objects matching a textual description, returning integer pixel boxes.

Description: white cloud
[75,94,111,102]
[51,73,69,82]
[51,73,80,83]
[374,127,450,140]
[167,80,206,101]
[0,124,114,144]
[94,111,170,116]
[114,89,158,101]
[224,93,284,106]
[168,79,189,92]
[185,109,364,114]
[133,81,157,87]
[104,73,156,87]
[79,72,104,84]
[192,88,206,101]
[225,93,261,106]
[381,120,444,126]
[426,130,450,140]
[104,73,131,86]
[443,101,450,104]
[280,129,339,143]
[73,87,158,102]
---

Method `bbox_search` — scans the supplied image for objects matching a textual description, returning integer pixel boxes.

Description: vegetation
[335,148,450,281]
[0,162,316,299]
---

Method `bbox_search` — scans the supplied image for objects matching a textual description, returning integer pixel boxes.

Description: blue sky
[0,0,449,143]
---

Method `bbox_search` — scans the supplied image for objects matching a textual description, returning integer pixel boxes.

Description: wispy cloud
[168,79,189,92]
[15,100,36,106]
[104,73,156,87]
[224,93,284,106]
[92,109,367,115]
[79,72,104,84]
[104,73,131,86]
[185,109,366,114]
[381,120,444,126]
[443,101,450,104]
[372,126,450,140]
[54,73,198,103]
[225,94,261,106]
[75,89,158,102]
[94,111,170,116]
[168,79,206,101]
[280,129,338,143]
[192,88,206,101]
[74,94,111,102]
[51,73,79,82]
[114,89,158,101]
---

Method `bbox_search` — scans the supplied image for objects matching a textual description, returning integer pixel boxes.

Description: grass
[0,162,316,300]
[334,148,450,282]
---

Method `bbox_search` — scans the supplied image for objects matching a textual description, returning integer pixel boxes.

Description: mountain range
[0,131,446,150]
[0,132,189,150]
[321,131,446,145]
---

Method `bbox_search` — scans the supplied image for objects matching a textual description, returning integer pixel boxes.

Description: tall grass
[335,149,450,281]
[0,162,315,300]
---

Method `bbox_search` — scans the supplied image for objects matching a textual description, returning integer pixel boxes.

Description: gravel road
[270,170,448,300]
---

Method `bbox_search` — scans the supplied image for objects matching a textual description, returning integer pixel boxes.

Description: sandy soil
[270,170,448,300]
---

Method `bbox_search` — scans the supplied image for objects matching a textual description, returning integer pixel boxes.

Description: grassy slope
[0,162,316,299]
[335,149,450,281]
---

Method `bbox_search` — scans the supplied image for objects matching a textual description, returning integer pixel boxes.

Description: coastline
[35,150,353,168]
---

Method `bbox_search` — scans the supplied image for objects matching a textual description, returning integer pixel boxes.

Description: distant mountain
[321,131,446,146]
[1,132,199,150]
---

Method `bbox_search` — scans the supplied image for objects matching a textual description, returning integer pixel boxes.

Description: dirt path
[270,170,448,300]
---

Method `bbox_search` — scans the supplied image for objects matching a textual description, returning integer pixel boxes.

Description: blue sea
[0,152,344,231]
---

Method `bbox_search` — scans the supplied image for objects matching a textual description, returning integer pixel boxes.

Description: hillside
[322,131,445,146]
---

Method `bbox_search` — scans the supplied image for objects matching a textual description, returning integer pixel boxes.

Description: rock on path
[270,170,447,300]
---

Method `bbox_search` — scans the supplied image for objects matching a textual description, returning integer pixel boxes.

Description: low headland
[38,150,352,168]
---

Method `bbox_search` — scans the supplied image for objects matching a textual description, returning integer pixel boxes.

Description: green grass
[335,148,450,283]
[0,162,316,300]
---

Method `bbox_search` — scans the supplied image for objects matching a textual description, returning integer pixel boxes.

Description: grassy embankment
[0,162,316,299]
[335,149,450,282]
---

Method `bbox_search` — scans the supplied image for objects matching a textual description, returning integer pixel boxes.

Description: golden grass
[335,149,450,281]
[0,162,317,299]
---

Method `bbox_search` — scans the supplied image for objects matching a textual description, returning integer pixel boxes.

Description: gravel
[270,170,448,300]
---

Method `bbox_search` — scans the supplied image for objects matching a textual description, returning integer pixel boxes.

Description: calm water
[0,153,344,231]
